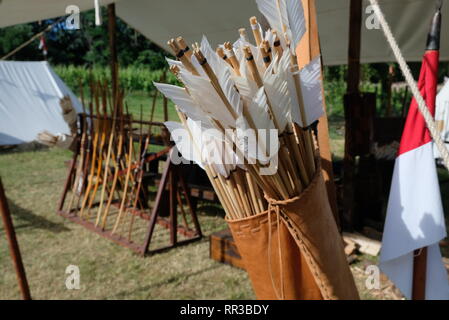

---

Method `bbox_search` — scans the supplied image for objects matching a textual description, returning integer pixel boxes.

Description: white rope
[368,0,449,171]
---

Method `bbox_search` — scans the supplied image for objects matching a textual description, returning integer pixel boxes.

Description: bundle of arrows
[156,1,324,220]
[156,0,359,300]
[59,77,202,253]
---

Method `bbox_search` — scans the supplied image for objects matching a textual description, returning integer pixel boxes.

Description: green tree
[0,8,167,69]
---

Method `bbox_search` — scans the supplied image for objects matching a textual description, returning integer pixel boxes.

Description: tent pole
[108,3,118,106]
[347,0,362,95]
[411,2,442,300]
[297,0,340,229]
[0,177,31,300]
[343,0,363,230]
[412,247,427,299]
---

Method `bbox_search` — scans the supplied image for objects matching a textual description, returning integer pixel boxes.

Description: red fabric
[398,50,439,156]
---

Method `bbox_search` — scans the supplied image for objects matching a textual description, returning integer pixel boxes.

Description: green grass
[0,146,255,300]
[124,90,179,123]
[327,116,345,161]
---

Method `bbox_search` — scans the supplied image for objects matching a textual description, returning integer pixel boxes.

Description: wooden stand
[297,0,339,228]
[142,158,202,255]
[57,146,202,256]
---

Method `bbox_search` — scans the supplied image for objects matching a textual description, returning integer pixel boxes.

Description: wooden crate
[209,229,245,269]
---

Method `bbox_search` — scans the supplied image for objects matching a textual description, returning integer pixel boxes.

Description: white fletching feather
[285,0,306,49]
[190,54,207,78]
[186,119,237,178]
[236,88,274,164]
[154,82,211,126]
[165,121,204,169]
[179,70,236,128]
[298,56,325,127]
[201,36,243,117]
[166,57,183,68]
[263,58,291,132]
[256,0,288,40]
[256,0,306,51]
[276,50,302,125]
[231,65,258,107]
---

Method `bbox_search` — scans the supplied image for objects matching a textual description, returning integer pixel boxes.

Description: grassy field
[0,145,257,299]
[0,93,433,300]
[124,90,179,123]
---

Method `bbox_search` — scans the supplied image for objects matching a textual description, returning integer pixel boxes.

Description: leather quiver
[227,164,359,300]
[269,169,360,300]
[227,210,322,300]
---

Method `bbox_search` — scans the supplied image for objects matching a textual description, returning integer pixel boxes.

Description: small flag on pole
[380,4,449,300]
[38,35,47,58]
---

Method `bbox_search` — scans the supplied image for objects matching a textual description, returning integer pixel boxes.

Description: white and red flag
[380,37,449,298]
[38,35,47,57]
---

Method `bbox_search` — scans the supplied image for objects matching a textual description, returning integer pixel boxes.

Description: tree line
[0,9,167,69]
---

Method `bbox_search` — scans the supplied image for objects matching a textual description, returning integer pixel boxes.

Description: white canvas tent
[1,0,448,65]
[116,0,449,65]
[0,0,116,29]
[0,61,83,145]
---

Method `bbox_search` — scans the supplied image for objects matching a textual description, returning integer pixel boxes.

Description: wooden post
[412,247,427,300]
[0,177,31,300]
[296,0,340,229]
[169,166,178,246]
[108,4,118,107]
[410,4,442,300]
[347,0,362,95]
[343,0,363,230]
[385,65,395,117]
